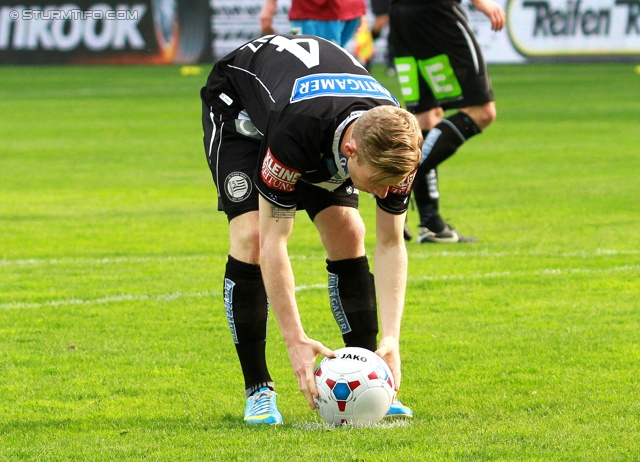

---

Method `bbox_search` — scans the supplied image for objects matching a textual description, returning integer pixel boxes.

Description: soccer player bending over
[200,34,422,424]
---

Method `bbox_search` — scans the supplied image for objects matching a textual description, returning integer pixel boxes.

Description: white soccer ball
[314,347,395,426]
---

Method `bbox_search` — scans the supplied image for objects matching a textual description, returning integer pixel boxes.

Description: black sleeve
[371,0,390,15]
[376,192,410,215]
[374,169,415,214]
[254,111,326,209]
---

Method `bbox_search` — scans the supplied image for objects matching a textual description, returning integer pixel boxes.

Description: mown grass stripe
[0,249,637,267]
[2,265,635,311]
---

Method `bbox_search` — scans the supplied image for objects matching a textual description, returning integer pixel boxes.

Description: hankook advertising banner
[0,0,212,63]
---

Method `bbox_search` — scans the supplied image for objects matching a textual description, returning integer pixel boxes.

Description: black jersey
[202,34,409,213]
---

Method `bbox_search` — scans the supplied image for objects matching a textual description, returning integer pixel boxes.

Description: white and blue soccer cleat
[244,387,284,425]
[385,399,414,419]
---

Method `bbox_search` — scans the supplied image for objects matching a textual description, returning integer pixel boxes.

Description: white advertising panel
[211,0,640,63]
[507,0,640,58]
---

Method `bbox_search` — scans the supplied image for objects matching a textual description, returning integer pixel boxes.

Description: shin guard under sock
[223,255,273,395]
[326,256,378,352]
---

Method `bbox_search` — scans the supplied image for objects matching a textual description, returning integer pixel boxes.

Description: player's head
[348,106,422,197]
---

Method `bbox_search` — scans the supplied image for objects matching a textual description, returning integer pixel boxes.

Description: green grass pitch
[0,62,638,460]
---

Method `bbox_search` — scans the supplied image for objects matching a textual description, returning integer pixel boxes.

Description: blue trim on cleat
[244,387,284,425]
[385,399,414,419]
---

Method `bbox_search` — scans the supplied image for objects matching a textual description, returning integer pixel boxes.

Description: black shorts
[201,93,359,222]
[389,1,494,113]
[370,0,390,15]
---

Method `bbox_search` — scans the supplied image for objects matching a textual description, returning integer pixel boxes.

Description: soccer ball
[314,347,395,426]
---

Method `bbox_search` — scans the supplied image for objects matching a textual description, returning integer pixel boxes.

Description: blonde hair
[351,106,423,183]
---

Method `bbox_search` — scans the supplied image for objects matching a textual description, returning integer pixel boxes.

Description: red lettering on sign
[261,149,301,192]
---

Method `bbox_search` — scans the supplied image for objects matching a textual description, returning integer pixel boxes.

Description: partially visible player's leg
[304,187,414,419]
[413,111,481,242]
[417,103,496,179]
[225,212,282,425]
[314,204,379,352]
[300,185,378,352]
[412,102,495,242]
[202,102,282,425]
[325,255,379,351]
[391,1,494,243]
[419,111,482,172]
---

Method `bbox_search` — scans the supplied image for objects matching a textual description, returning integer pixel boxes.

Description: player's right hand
[472,0,507,31]
[259,1,277,35]
[286,337,336,409]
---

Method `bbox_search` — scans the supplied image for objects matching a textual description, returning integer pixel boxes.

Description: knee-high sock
[224,255,273,397]
[413,112,481,230]
[413,167,445,231]
[326,256,378,352]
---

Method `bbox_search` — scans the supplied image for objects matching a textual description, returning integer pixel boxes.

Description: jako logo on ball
[314,347,394,426]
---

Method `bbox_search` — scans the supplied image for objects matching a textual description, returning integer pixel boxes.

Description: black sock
[223,255,273,396]
[414,112,481,229]
[246,382,275,398]
[326,257,378,352]
[420,111,481,171]
[412,168,446,231]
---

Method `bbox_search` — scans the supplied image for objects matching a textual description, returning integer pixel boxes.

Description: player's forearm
[374,209,408,340]
[374,241,407,341]
[260,0,278,32]
[258,196,306,344]
[260,244,306,343]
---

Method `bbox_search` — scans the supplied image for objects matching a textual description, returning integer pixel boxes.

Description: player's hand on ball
[376,337,401,392]
[286,337,336,409]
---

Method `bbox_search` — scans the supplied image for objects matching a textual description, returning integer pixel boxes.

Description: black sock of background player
[420,111,481,171]
[414,112,481,231]
[412,168,446,232]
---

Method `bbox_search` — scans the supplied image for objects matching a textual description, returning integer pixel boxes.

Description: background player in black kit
[389,0,506,243]
[200,34,422,425]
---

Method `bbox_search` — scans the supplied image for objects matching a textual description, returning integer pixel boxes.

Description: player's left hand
[376,337,402,392]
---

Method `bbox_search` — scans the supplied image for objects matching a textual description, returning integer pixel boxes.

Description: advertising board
[0,0,212,63]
